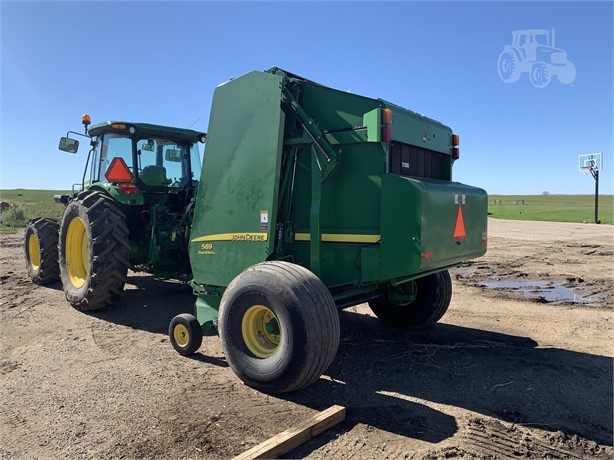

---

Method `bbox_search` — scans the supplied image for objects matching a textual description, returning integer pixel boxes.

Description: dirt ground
[1,218,612,459]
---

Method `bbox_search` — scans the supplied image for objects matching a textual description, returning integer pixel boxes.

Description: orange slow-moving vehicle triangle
[105,157,133,183]
[454,204,466,240]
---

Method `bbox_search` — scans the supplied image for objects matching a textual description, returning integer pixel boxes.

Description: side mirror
[165,149,183,162]
[59,137,79,154]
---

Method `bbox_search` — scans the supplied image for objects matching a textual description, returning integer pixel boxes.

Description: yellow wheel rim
[241,305,281,358]
[173,324,190,347]
[28,234,41,270]
[66,217,89,288]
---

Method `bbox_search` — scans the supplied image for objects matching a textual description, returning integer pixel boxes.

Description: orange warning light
[105,157,133,183]
[453,205,466,240]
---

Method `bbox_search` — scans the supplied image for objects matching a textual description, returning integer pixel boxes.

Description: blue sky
[1,1,612,195]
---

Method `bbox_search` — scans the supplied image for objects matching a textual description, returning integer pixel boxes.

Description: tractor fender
[503,45,526,63]
[87,183,145,206]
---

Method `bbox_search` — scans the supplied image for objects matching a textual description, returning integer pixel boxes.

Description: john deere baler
[169,68,487,393]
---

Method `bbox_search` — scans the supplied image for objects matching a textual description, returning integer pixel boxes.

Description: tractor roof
[88,121,205,143]
[513,29,550,35]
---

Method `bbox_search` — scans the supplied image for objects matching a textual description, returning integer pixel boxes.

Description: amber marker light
[452,133,460,160]
[382,108,392,125]
[111,123,127,130]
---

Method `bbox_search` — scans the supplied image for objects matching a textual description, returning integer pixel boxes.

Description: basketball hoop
[577,152,603,224]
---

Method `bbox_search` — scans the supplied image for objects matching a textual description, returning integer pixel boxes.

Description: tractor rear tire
[24,218,60,285]
[58,191,129,311]
[497,50,521,83]
[369,270,452,329]
[218,261,340,394]
[169,314,203,356]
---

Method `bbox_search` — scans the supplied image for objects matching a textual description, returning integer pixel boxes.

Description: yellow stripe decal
[191,232,268,243]
[294,233,380,243]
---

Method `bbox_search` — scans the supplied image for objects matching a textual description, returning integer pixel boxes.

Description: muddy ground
[1,218,612,459]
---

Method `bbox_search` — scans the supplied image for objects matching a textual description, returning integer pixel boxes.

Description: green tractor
[26,68,487,394]
[24,117,206,310]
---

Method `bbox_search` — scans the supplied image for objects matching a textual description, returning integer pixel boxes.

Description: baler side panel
[288,82,387,288]
[189,71,285,287]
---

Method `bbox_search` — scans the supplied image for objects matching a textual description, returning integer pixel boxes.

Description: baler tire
[169,314,203,356]
[58,191,129,311]
[369,270,452,329]
[218,261,340,394]
[24,218,60,285]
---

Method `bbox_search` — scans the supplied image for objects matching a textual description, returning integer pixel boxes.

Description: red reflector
[118,183,139,195]
[480,241,488,248]
[382,126,392,142]
[452,147,460,160]
[421,251,433,260]
[453,205,466,240]
[105,157,133,183]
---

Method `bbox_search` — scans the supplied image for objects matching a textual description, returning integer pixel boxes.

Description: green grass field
[488,194,613,225]
[0,190,612,234]
[0,189,68,234]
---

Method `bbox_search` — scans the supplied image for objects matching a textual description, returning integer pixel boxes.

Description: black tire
[58,191,129,311]
[169,313,203,355]
[530,61,551,88]
[24,218,60,285]
[497,50,521,83]
[369,270,452,329]
[219,261,340,393]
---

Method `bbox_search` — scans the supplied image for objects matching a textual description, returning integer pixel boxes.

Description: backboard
[578,153,603,174]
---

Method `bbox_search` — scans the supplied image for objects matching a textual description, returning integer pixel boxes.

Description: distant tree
[542,191,550,196]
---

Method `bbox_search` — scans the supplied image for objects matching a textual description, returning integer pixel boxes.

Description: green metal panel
[383,102,453,154]
[363,108,381,142]
[381,174,487,280]
[189,71,285,287]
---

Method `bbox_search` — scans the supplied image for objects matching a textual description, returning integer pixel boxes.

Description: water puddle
[479,280,602,305]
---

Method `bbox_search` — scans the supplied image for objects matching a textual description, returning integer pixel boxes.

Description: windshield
[92,134,202,188]
[98,133,133,181]
[137,138,201,188]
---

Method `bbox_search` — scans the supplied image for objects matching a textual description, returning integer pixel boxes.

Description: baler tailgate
[381,174,487,280]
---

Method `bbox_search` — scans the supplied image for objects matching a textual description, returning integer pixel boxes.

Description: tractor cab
[58,116,207,278]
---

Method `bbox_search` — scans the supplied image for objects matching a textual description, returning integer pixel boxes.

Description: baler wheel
[24,218,60,285]
[218,261,340,393]
[369,270,452,329]
[169,313,203,355]
[58,191,129,311]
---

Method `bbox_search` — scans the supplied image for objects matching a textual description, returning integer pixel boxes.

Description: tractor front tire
[58,191,129,311]
[169,314,203,356]
[24,218,60,285]
[219,261,340,393]
[530,61,551,88]
[369,270,452,329]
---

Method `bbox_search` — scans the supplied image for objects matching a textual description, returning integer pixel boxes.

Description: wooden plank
[232,405,346,460]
